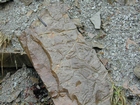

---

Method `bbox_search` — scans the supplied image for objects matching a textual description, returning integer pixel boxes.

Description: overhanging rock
[19,3,111,105]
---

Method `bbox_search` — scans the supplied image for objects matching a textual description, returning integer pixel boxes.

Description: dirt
[0,0,140,105]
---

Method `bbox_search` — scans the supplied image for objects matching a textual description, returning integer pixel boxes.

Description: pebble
[90,11,101,29]
[15,97,20,103]
[92,40,104,49]
[133,64,140,79]
[19,0,33,6]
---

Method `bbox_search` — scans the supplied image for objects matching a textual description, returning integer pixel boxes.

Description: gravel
[64,0,140,104]
[0,0,140,104]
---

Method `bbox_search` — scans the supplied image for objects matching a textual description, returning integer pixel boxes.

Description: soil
[0,0,140,105]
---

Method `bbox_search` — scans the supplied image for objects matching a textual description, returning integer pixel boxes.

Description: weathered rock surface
[19,3,111,105]
[134,64,140,79]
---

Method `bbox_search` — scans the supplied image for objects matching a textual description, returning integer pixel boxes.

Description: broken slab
[19,3,111,105]
[134,64,140,79]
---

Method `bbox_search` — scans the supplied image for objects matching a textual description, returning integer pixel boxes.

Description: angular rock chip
[20,0,33,6]
[90,11,101,29]
[19,3,111,105]
[92,41,105,49]
[134,64,140,79]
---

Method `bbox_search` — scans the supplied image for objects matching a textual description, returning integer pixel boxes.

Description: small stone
[26,10,33,17]
[33,9,37,13]
[25,96,37,103]
[126,0,136,5]
[133,64,140,79]
[41,96,51,102]
[100,58,109,68]
[91,5,95,9]
[115,76,120,81]
[72,18,82,27]
[36,85,40,89]
[92,41,104,49]
[88,32,95,39]
[90,11,101,29]
[15,97,20,103]
[20,0,33,6]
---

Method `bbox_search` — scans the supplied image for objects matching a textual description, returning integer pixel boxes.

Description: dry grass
[111,83,127,105]
[0,32,12,76]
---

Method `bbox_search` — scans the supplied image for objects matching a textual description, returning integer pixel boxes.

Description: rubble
[0,65,54,105]
[133,64,140,79]
[0,0,139,104]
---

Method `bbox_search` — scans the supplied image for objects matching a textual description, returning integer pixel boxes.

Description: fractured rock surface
[19,3,111,105]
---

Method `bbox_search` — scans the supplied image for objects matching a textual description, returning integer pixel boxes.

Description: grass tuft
[111,83,127,105]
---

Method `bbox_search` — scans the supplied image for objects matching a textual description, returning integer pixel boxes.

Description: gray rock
[90,11,101,29]
[134,64,140,79]
[25,96,37,103]
[0,0,10,3]
[92,40,104,49]
[19,0,33,6]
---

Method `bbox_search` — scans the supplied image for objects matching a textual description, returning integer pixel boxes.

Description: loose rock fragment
[129,85,140,97]
[90,11,101,29]
[126,38,137,49]
[87,32,95,39]
[134,64,140,79]
[92,40,104,49]
[100,58,110,70]
[20,0,33,6]
[74,0,80,8]
[26,10,33,17]
[72,18,82,27]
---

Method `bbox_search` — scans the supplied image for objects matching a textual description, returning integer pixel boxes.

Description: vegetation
[111,83,127,105]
